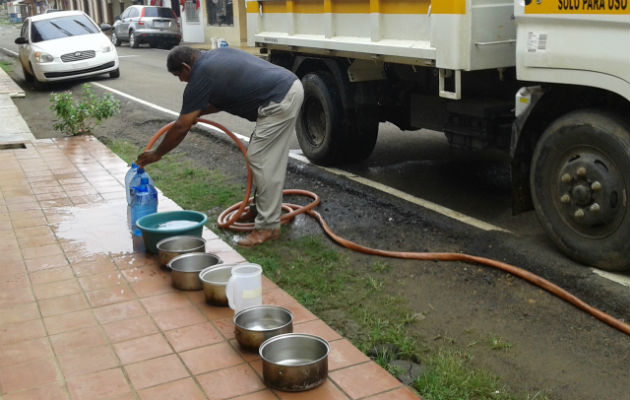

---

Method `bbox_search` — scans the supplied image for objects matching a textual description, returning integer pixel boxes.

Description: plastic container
[226,263,263,312]
[130,177,158,236]
[136,210,207,253]
[124,163,139,205]
[128,167,154,204]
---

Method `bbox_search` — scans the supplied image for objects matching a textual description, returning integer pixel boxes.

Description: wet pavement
[0,66,420,399]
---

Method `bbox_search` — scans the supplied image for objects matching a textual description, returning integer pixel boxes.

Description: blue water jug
[130,177,158,236]
[127,167,154,205]
[124,163,138,205]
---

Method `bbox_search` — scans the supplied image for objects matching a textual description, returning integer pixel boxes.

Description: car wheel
[111,32,121,46]
[28,62,47,90]
[22,64,33,82]
[530,109,630,271]
[129,31,139,48]
[296,72,346,165]
[109,68,120,78]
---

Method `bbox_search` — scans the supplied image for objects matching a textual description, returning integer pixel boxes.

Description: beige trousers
[247,80,304,230]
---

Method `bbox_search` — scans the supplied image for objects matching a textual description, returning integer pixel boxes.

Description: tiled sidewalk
[0,136,421,399]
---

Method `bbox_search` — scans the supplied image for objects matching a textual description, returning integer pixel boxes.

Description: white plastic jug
[226,263,262,312]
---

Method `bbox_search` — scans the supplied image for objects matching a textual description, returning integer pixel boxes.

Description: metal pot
[156,236,206,268]
[259,333,329,392]
[234,305,293,352]
[167,252,221,291]
[199,264,234,306]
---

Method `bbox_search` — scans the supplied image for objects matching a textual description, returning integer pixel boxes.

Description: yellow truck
[246,0,629,272]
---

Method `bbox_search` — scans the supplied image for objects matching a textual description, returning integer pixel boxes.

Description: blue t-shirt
[180,48,297,121]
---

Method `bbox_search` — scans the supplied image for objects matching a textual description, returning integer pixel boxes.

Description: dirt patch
[10,79,630,400]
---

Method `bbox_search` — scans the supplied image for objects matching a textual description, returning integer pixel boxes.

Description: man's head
[167,46,201,82]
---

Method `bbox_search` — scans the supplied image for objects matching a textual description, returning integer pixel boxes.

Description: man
[135,45,304,247]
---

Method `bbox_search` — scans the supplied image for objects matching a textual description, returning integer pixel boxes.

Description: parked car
[112,5,181,49]
[14,10,119,86]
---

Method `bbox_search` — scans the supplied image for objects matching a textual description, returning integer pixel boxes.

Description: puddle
[53,201,145,255]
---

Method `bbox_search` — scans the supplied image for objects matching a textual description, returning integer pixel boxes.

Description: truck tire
[344,104,378,163]
[296,72,345,165]
[530,109,630,271]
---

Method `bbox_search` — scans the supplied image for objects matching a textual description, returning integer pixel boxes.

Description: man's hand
[135,150,162,168]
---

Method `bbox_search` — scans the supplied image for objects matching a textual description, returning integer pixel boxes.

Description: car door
[117,7,131,40]
[17,20,31,72]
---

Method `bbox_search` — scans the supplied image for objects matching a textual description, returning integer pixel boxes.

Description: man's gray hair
[167,46,201,74]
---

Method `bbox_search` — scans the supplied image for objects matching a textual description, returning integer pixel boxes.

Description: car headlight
[34,51,54,63]
[102,45,113,53]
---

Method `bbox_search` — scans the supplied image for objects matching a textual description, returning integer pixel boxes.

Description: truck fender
[293,55,353,111]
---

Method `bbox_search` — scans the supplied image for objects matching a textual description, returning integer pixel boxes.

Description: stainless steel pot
[167,252,221,291]
[259,333,329,392]
[156,236,206,268]
[234,305,293,352]
[199,264,234,306]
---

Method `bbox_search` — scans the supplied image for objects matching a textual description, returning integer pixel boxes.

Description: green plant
[49,83,120,135]
[0,60,12,73]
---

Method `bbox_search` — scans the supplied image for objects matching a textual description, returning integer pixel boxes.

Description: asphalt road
[1,22,628,323]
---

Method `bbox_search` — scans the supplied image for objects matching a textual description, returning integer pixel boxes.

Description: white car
[15,10,119,86]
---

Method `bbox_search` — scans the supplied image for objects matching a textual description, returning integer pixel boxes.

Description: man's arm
[135,109,202,167]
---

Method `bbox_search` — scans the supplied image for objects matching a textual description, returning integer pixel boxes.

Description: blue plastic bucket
[136,210,207,253]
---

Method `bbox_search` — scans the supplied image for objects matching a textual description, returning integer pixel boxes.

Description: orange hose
[146,120,630,336]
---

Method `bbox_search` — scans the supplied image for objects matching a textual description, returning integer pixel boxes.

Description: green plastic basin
[136,210,208,254]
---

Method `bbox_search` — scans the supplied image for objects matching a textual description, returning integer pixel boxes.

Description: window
[31,15,99,42]
[184,0,199,22]
[206,0,232,26]
[143,6,176,18]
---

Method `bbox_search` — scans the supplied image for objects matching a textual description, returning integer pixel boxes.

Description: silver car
[112,5,181,49]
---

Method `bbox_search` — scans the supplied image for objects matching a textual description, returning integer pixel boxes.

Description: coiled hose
[145,119,630,336]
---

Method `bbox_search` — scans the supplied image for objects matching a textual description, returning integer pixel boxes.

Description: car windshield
[143,7,174,18]
[31,15,98,42]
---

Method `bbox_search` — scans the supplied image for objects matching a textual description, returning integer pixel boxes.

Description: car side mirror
[115,16,120,21]
[100,23,112,31]
[14,37,27,45]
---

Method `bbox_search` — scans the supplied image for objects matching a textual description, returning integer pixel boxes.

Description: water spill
[53,201,143,255]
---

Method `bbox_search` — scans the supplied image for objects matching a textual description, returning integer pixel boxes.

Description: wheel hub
[557,152,623,229]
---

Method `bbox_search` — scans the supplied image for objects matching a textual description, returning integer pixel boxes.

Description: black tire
[22,63,33,82]
[296,72,346,165]
[530,109,630,271]
[111,32,121,46]
[129,31,139,48]
[109,68,120,78]
[344,104,378,163]
[28,62,47,90]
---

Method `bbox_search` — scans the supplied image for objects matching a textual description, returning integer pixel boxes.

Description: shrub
[49,83,120,135]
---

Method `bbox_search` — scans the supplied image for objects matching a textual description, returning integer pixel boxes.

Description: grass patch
[0,60,12,73]
[103,137,549,400]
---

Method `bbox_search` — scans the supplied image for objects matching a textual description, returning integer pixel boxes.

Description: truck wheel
[344,104,378,163]
[530,109,630,271]
[296,72,345,165]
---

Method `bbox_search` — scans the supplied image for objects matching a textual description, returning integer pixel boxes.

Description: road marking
[0,47,18,57]
[592,269,630,287]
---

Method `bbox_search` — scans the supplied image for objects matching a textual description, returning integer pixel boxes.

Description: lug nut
[574,209,585,219]
[589,203,600,212]
[591,181,602,191]
[561,174,572,184]
[560,194,571,204]
[577,167,587,177]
